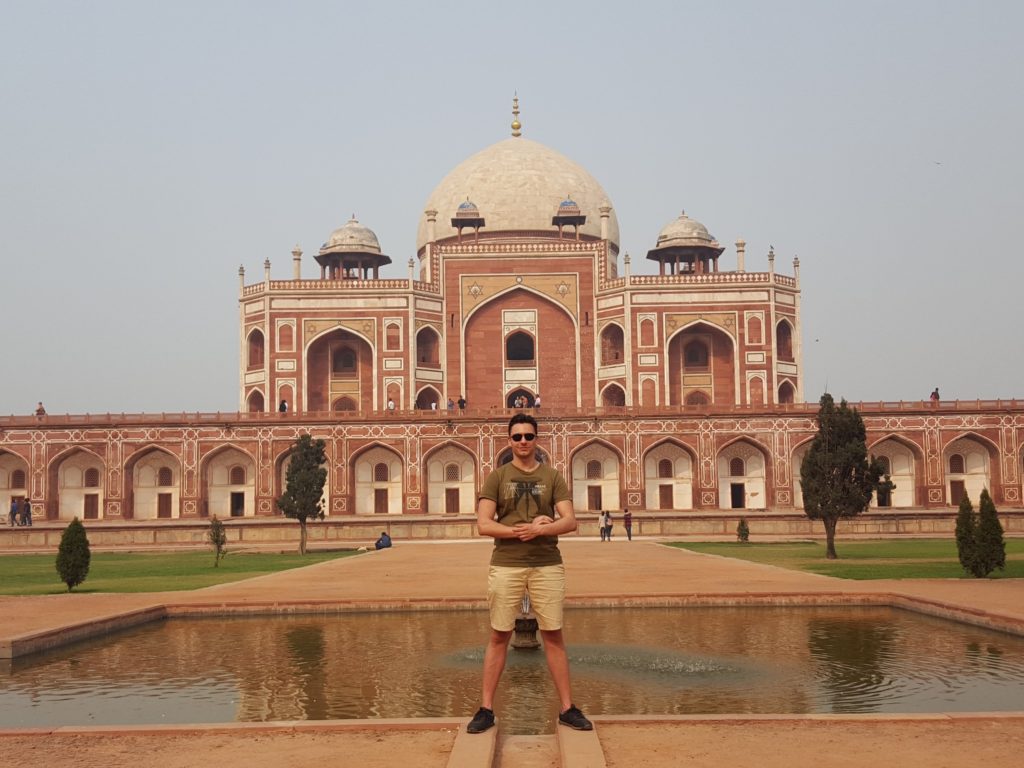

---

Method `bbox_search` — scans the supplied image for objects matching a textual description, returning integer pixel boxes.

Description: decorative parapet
[623,272,797,288]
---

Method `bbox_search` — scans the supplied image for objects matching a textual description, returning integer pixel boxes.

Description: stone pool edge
[4,590,1024,661]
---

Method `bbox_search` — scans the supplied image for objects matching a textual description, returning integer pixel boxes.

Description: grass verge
[669,538,1024,579]
[0,550,360,595]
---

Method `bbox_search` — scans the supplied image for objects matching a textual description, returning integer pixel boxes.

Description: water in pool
[2,607,1023,734]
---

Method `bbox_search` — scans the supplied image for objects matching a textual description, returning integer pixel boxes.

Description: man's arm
[476,497,521,539]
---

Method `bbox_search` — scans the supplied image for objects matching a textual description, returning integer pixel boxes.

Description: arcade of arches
[1,412,1022,520]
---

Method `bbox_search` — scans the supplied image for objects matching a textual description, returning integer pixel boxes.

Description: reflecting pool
[2,607,1024,734]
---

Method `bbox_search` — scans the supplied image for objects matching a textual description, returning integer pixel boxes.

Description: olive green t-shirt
[479,462,572,567]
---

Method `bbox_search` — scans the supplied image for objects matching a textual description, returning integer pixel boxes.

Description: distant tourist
[375,531,392,550]
[534,393,541,409]
[930,388,940,405]
[601,510,612,541]
[448,398,455,411]
[21,499,32,527]
[387,398,396,411]
[623,509,632,541]
[278,399,288,413]
[8,499,17,527]
[34,402,46,417]
[458,395,466,411]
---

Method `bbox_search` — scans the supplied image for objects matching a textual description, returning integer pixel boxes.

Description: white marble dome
[416,137,619,253]
[321,217,382,255]
[654,211,719,250]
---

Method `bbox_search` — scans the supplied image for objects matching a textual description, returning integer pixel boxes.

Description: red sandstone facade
[2,120,1021,522]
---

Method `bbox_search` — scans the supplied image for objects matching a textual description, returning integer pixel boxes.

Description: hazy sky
[2,1,1021,414]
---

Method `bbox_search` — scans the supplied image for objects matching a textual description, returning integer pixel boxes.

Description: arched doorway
[353,446,403,514]
[943,436,992,505]
[0,451,31,521]
[599,324,624,365]
[202,447,256,518]
[505,388,535,408]
[869,437,919,508]
[643,442,694,510]
[717,441,767,510]
[127,447,181,520]
[51,449,106,520]
[416,386,442,411]
[306,328,373,412]
[600,383,626,407]
[667,322,735,406]
[425,444,476,514]
[570,442,621,512]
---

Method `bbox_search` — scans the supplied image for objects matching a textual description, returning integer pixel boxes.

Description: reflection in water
[2,607,1024,735]
[808,619,898,713]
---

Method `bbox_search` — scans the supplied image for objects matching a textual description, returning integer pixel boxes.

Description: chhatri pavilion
[1,102,1021,528]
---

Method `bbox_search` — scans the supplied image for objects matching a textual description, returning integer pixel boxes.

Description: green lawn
[668,538,1024,580]
[0,550,361,595]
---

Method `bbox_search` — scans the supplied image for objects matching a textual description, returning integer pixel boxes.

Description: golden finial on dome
[511,93,521,137]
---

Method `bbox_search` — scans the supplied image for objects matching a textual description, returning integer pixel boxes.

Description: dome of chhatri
[654,211,719,251]
[416,137,619,253]
[321,216,382,256]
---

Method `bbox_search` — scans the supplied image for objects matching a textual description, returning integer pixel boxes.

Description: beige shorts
[487,564,565,632]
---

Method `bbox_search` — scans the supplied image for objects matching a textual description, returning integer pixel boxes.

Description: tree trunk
[299,518,307,555]
[823,517,838,559]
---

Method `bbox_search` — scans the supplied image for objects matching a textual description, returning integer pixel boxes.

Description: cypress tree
[799,394,882,558]
[974,489,1006,577]
[277,433,328,555]
[954,493,976,574]
[56,517,91,591]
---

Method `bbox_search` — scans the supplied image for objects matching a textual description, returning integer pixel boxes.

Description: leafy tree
[55,517,91,591]
[276,433,328,555]
[208,515,227,567]
[974,489,1006,577]
[954,493,976,574]
[799,394,882,559]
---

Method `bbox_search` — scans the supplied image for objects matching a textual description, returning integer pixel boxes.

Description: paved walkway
[2,539,1023,767]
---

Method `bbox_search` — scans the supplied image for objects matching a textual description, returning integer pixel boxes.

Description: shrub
[974,489,1006,577]
[56,517,91,591]
[736,518,750,542]
[954,493,976,574]
[208,515,227,567]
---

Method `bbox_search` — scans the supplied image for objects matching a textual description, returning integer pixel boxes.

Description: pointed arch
[305,325,375,413]
[47,446,106,521]
[868,435,922,508]
[415,385,442,411]
[643,438,696,510]
[247,328,265,369]
[124,445,182,520]
[415,326,441,367]
[599,382,626,407]
[666,320,737,407]
[464,287,578,411]
[942,432,997,506]
[0,450,32,522]
[778,380,796,405]
[351,443,404,515]
[423,441,478,514]
[246,389,265,413]
[570,439,623,512]
[599,322,625,366]
[717,437,770,510]
[776,319,794,362]
[199,444,256,519]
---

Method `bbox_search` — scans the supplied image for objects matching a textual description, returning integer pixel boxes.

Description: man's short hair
[508,412,539,435]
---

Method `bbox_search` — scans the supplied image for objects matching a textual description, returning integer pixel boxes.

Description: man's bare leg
[481,628,513,709]
[539,628,573,711]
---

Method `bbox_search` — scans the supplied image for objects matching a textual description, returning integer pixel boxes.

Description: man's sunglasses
[510,433,537,442]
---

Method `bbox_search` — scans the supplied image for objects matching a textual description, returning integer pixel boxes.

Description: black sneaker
[558,705,593,730]
[467,707,495,733]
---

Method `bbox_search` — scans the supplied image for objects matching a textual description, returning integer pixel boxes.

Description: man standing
[623,509,633,541]
[467,413,592,734]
